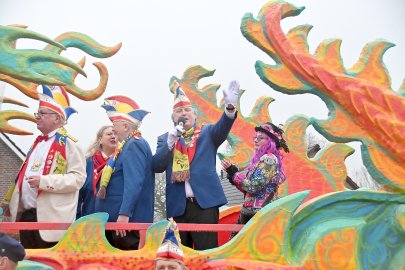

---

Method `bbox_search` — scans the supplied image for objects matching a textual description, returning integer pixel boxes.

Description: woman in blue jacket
[77,126,116,219]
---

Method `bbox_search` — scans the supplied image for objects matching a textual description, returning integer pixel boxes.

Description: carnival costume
[6,85,86,244]
[153,81,239,250]
[94,96,154,223]
[227,122,289,234]
[76,150,109,219]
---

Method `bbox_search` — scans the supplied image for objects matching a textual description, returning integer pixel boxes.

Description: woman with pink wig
[221,122,289,237]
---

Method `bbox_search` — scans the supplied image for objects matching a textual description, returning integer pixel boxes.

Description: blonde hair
[85,125,113,158]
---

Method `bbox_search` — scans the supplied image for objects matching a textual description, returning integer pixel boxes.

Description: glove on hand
[226,164,239,185]
[167,124,185,149]
[222,80,240,108]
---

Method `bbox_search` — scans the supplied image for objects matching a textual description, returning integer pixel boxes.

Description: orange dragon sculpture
[14,189,405,269]
[240,0,404,192]
[0,0,404,269]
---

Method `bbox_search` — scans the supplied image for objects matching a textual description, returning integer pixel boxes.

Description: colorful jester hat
[173,83,192,111]
[156,218,184,262]
[255,122,290,153]
[39,85,77,120]
[101,95,149,125]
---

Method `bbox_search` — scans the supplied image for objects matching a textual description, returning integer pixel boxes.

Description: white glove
[222,80,240,107]
[167,124,185,149]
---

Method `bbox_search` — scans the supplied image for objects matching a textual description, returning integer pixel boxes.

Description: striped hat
[156,218,184,262]
[173,87,192,111]
[39,85,77,120]
[102,95,149,124]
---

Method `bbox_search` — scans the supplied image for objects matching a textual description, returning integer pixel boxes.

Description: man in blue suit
[153,81,240,250]
[95,96,154,250]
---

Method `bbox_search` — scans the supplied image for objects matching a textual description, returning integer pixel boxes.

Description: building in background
[219,170,244,206]
[0,132,25,201]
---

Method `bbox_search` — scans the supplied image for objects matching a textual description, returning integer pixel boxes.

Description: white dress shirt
[21,129,58,210]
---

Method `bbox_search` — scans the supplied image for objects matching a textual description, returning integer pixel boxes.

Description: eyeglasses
[252,136,268,141]
[34,112,58,118]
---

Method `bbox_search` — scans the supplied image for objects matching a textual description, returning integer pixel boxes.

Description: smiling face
[35,108,64,135]
[99,127,116,155]
[252,131,269,150]
[172,106,197,130]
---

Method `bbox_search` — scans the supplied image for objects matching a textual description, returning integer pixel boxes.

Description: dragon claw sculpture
[0,25,121,134]
[0,97,35,135]
[0,25,86,85]
[241,0,405,192]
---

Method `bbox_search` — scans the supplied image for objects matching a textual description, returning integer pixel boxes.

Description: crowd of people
[0,80,289,261]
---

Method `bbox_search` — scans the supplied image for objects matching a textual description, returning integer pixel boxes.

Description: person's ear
[56,114,62,125]
[171,113,176,125]
[0,256,9,270]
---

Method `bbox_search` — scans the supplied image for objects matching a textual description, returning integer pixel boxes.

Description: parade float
[0,0,404,269]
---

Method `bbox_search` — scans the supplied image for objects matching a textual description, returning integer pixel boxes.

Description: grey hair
[171,107,197,125]
[128,121,141,131]
[55,113,66,126]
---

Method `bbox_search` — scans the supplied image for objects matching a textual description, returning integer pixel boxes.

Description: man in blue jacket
[153,81,240,250]
[95,96,154,250]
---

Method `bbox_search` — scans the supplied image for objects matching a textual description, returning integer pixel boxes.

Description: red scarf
[92,150,109,195]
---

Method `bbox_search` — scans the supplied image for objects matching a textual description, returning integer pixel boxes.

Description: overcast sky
[1,0,404,177]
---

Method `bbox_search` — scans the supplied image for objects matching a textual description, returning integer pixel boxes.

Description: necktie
[36,135,49,143]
